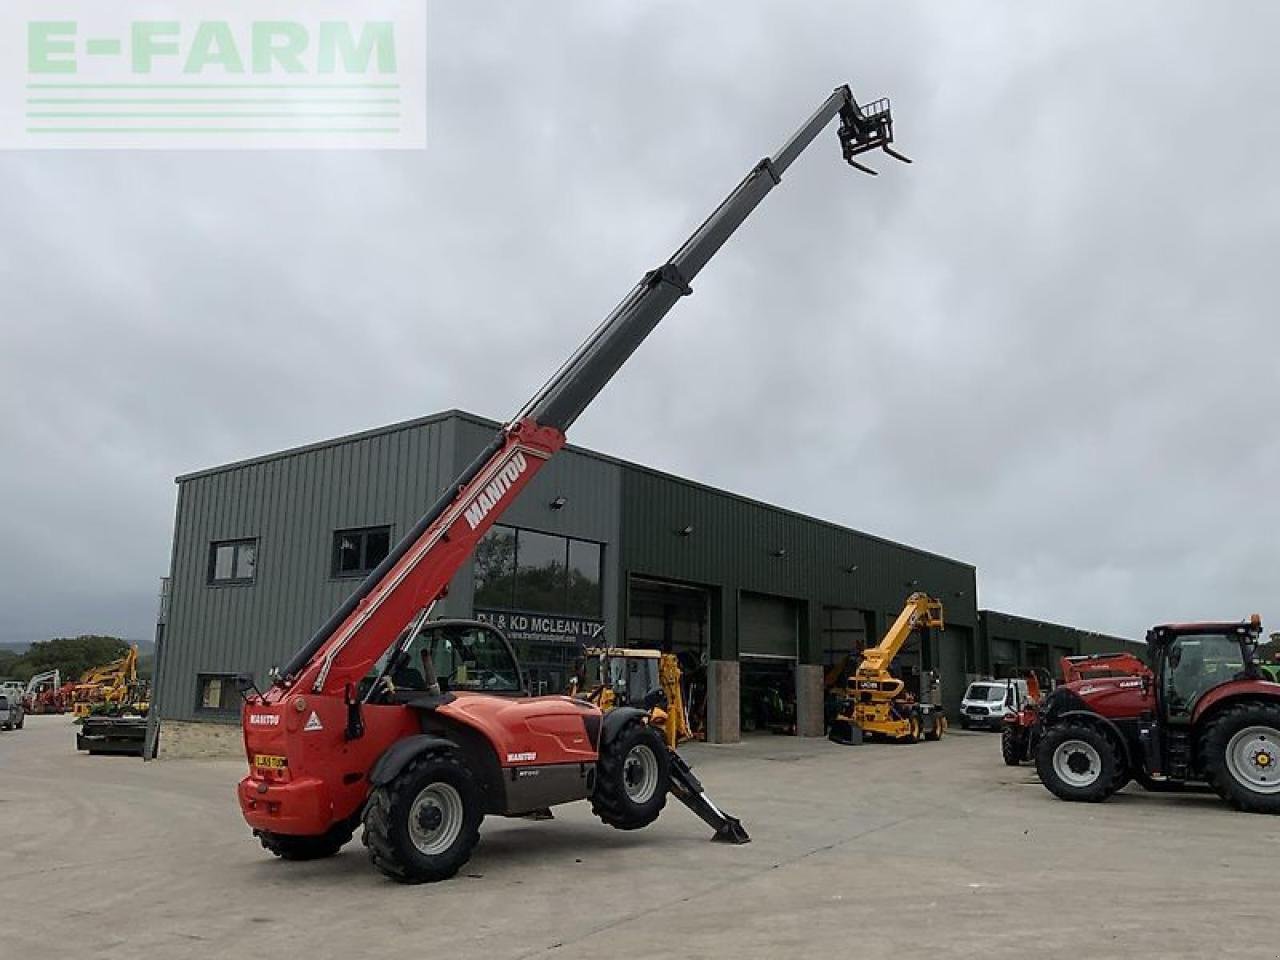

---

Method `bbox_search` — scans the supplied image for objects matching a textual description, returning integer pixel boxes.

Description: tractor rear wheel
[363,749,483,883]
[592,721,669,830]
[1002,725,1026,766]
[923,713,945,741]
[256,821,353,861]
[1035,724,1120,802]
[1202,702,1280,814]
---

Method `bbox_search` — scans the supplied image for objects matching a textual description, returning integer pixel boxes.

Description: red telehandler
[236,84,910,882]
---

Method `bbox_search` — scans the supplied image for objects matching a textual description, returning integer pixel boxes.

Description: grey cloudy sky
[2,1,1277,647]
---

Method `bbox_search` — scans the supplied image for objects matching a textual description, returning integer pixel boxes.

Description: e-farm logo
[0,1,426,149]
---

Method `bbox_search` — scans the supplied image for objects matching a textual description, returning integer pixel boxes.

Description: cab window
[391,623,523,694]
[1164,634,1244,721]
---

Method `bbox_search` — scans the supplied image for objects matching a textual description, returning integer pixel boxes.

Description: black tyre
[15,714,23,730]
[363,749,483,883]
[1001,725,1026,766]
[923,713,944,742]
[960,717,970,730]
[1035,723,1121,802]
[1201,702,1280,814]
[592,721,669,830]
[256,821,353,861]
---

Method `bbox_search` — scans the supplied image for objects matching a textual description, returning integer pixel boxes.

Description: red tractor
[1035,616,1280,812]
[999,671,1046,766]
[235,84,909,882]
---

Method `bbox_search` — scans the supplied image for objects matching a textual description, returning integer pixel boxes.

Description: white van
[959,678,1027,731]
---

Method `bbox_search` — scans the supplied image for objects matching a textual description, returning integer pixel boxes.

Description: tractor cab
[1148,617,1264,725]
[572,647,664,711]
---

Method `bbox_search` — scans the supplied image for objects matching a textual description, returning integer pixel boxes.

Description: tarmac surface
[2,713,1274,959]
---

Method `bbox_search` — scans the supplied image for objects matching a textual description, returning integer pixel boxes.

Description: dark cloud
[2,1,1277,645]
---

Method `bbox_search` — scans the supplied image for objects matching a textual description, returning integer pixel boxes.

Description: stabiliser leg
[666,749,751,844]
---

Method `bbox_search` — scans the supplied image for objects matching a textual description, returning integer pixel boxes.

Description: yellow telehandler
[830,593,947,744]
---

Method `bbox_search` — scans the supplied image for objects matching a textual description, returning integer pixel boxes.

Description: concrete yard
[2,715,1274,959]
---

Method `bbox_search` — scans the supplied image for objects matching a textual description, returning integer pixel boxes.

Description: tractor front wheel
[363,749,483,883]
[1202,702,1280,814]
[1035,724,1121,802]
[592,721,669,830]
[1002,725,1026,766]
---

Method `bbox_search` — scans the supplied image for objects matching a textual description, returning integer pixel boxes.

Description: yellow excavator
[569,647,691,749]
[830,593,947,744]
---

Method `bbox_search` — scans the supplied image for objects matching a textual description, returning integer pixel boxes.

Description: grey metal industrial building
[155,409,1138,741]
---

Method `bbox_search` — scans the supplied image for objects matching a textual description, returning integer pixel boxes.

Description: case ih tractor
[236,84,910,882]
[1035,616,1280,812]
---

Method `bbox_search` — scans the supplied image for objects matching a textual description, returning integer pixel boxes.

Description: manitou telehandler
[829,593,947,744]
[1035,615,1280,812]
[236,83,909,883]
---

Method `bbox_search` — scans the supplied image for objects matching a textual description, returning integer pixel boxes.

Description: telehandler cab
[1036,615,1280,812]
[236,83,908,882]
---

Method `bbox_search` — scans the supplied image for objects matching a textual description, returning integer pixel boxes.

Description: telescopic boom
[275,84,907,696]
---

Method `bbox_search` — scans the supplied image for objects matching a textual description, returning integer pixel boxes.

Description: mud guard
[666,748,750,844]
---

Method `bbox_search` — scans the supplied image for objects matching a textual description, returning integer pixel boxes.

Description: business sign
[475,610,604,646]
[1,0,426,149]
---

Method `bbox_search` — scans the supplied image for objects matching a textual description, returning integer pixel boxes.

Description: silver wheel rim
[1225,725,1280,794]
[1052,739,1102,788]
[622,743,659,804]
[407,782,464,855]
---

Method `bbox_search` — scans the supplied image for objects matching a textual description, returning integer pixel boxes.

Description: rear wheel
[363,749,483,883]
[592,721,669,830]
[1035,724,1120,802]
[256,820,353,861]
[1202,703,1280,814]
[1002,725,1026,766]
[923,712,944,742]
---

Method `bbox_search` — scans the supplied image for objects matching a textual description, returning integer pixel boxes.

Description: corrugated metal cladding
[619,466,978,664]
[978,610,1142,680]
[161,415,461,720]
[160,411,624,721]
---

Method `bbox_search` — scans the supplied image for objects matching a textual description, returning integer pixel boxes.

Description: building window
[473,525,602,617]
[208,538,257,585]
[333,526,392,578]
[196,674,239,712]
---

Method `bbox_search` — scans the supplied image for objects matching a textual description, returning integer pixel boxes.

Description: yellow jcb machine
[72,644,148,718]
[569,647,691,749]
[830,593,947,744]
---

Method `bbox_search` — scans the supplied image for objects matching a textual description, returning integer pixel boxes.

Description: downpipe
[666,748,751,844]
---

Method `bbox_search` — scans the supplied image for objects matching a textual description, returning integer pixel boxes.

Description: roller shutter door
[937,626,970,719]
[740,592,798,659]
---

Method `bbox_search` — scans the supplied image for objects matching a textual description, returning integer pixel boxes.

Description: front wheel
[592,722,669,830]
[1035,724,1121,802]
[1202,702,1280,814]
[363,749,483,883]
[1002,725,1026,766]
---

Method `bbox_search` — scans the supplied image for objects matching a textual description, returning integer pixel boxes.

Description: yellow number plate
[254,754,288,769]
